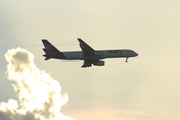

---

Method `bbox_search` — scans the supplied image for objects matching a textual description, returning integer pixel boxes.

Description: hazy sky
[1,0,180,120]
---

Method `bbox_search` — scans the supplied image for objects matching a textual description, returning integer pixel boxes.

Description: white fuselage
[59,49,138,60]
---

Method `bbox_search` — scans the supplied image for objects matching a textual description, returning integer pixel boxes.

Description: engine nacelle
[93,61,105,66]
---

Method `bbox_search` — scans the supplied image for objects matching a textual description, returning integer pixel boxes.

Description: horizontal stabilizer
[43,54,51,60]
[45,57,51,60]
[43,48,56,56]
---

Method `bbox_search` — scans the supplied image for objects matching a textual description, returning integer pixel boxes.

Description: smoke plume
[0,48,74,120]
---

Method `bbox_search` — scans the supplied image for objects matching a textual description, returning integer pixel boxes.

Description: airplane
[41,38,138,68]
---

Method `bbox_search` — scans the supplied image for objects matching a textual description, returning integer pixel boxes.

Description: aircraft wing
[78,38,99,68]
[81,60,93,68]
[77,38,95,56]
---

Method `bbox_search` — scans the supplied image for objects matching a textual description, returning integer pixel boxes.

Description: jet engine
[93,61,105,66]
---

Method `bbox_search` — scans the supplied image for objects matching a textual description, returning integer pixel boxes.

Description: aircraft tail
[41,39,66,60]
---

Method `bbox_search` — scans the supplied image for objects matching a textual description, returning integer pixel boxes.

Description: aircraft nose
[134,52,138,57]
[135,52,138,56]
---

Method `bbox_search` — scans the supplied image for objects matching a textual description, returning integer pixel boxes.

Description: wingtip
[42,39,48,42]
[77,38,82,41]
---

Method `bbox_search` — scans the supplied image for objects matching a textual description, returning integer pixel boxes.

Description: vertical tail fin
[41,39,66,60]
[42,39,61,54]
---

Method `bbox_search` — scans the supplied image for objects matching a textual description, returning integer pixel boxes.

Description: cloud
[0,47,74,120]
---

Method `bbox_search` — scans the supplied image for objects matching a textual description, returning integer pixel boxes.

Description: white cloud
[0,47,74,120]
